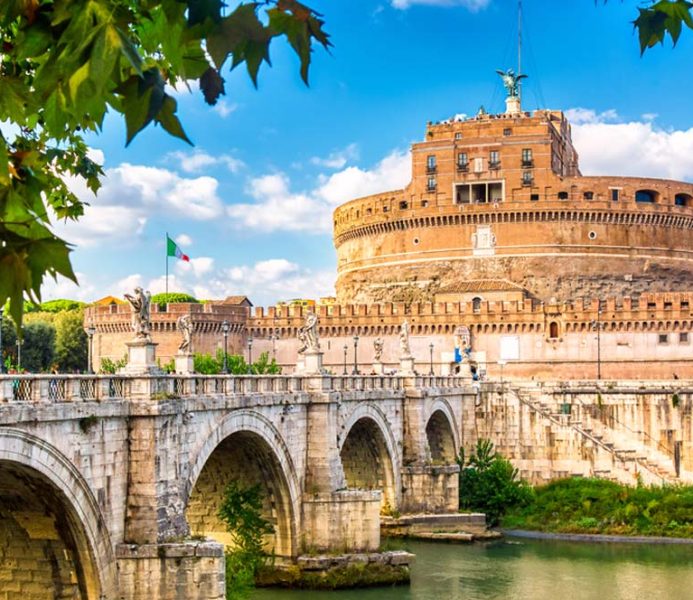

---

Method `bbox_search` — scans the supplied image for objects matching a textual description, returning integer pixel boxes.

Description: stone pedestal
[372,361,384,375]
[122,339,161,375]
[398,356,415,376]
[174,353,194,374]
[303,351,324,375]
[505,96,521,114]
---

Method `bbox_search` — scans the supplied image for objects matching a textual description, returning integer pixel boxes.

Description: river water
[252,537,693,600]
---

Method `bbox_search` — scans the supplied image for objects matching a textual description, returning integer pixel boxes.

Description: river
[252,537,693,600]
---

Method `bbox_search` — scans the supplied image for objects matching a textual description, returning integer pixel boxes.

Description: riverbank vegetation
[502,478,693,538]
[458,440,533,526]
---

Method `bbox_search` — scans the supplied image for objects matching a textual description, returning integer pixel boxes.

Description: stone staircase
[512,389,686,486]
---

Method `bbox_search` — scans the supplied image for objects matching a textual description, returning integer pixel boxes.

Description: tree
[0,0,331,329]
[630,1,693,53]
[53,309,88,372]
[21,321,56,372]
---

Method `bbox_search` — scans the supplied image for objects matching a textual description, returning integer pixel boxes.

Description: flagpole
[165,232,169,297]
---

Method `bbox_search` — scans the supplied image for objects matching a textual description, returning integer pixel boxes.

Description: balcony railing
[522,178,533,187]
[489,161,501,170]
[456,163,469,172]
[522,159,534,168]
[426,185,437,192]
[426,165,437,174]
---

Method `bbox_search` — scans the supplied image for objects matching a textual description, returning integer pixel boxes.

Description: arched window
[635,189,657,203]
[472,297,482,312]
[549,321,559,339]
[675,193,692,207]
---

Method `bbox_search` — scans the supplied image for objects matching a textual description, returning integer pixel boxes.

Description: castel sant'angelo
[87,73,693,380]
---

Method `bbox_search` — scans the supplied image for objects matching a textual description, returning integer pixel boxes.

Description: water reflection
[252,538,693,600]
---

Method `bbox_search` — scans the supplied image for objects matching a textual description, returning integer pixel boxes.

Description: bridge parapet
[0,373,469,403]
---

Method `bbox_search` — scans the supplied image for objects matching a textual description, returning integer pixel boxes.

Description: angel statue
[373,337,384,362]
[124,287,152,340]
[297,312,319,354]
[177,314,193,353]
[399,320,412,358]
[496,68,527,98]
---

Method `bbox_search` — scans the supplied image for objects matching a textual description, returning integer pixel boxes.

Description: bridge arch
[0,428,114,599]
[185,410,300,558]
[339,404,401,510]
[424,399,460,462]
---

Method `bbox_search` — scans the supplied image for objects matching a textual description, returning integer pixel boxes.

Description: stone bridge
[0,373,474,599]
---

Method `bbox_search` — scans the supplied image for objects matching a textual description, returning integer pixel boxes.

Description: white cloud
[168,149,244,174]
[391,0,490,10]
[40,272,97,303]
[226,149,411,234]
[570,109,693,181]
[175,233,193,247]
[56,163,225,246]
[106,259,335,306]
[564,108,619,125]
[213,100,238,118]
[310,143,359,169]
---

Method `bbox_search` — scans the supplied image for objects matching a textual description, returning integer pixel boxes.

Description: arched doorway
[425,410,457,463]
[340,417,397,510]
[186,427,297,559]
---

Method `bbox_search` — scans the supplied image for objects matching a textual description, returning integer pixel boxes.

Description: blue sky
[48,0,693,305]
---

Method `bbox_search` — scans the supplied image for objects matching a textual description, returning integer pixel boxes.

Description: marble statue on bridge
[177,314,193,353]
[124,287,152,341]
[399,320,412,359]
[298,312,320,354]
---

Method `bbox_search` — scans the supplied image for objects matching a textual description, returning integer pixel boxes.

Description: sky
[44,0,693,306]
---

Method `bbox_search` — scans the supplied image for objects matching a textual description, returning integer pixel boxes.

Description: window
[427,176,437,191]
[664,302,673,310]
[680,332,690,344]
[530,193,539,201]
[421,200,429,208]
[549,322,559,339]
[473,157,484,173]
[426,155,437,172]
[399,200,408,210]
[583,191,594,200]
[522,148,533,166]
[636,189,656,203]
[455,132,462,140]
[522,171,533,186]
[647,302,656,310]
[503,128,512,136]
[472,297,482,312]
[489,151,500,168]
[457,152,468,169]
[366,208,372,215]
[658,333,669,345]
[675,193,691,207]
[588,231,597,240]
[558,191,569,200]
[383,206,389,213]
[611,188,620,202]
[682,301,690,310]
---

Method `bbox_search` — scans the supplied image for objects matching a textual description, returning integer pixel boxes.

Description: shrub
[150,293,198,310]
[100,355,127,374]
[218,482,275,599]
[458,439,533,526]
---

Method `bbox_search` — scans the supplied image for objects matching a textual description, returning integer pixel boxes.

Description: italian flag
[167,235,190,262]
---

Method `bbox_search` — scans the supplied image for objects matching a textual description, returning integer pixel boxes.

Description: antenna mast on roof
[518,0,522,104]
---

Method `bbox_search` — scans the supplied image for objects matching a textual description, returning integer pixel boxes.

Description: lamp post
[498,359,507,392]
[352,335,359,375]
[343,344,348,375]
[221,320,230,374]
[590,305,603,380]
[270,330,277,359]
[247,336,253,374]
[429,343,434,376]
[0,308,4,374]
[16,337,22,371]
[85,324,96,374]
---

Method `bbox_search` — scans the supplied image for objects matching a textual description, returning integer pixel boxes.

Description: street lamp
[498,359,507,391]
[85,324,96,374]
[221,320,230,374]
[270,330,278,359]
[590,305,603,380]
[247,336,253,374]
[352,335,359,375]
[16,336,22,371]
[429,343,434,376]
[343,344,348,375]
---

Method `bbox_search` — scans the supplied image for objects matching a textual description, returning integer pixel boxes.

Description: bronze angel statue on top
[496,68,527,98]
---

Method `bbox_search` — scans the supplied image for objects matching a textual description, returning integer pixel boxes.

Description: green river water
[252,538,693,600]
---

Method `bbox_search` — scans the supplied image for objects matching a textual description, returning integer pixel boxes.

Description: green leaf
[155,95,193,145]
[115,25,143,75]
[206,3,272,85]
[186,0,224,26]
